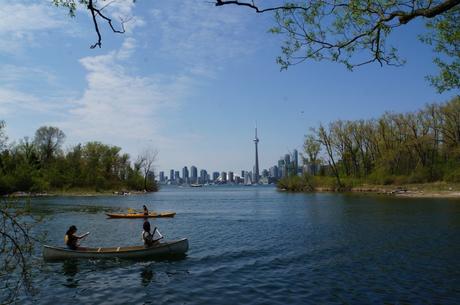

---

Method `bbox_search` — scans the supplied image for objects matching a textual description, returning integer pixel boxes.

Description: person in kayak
[64,225,90,250]
[142,220,163,247]
[143,205,149,216]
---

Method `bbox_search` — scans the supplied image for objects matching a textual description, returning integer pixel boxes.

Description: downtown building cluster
[158,149,308,186]
[158,167,258,185]
[158,126,317,185]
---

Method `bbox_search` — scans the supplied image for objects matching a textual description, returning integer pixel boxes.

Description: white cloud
[0,87,72,116]
[149,0,260,74]
[0,2,66,53]
[0,0,264,163]
[55,37,194,154]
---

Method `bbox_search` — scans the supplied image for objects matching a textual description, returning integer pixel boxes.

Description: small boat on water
[190,183,203,187]
[43,238,188,260]
[106,211,176,218]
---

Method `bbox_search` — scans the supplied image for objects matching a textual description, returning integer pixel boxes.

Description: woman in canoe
[142,220,163,247]
[143,205,149,216]
[64,225,90,250]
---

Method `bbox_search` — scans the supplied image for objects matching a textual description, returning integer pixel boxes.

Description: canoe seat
[116,247,120,252]
[97,248,101,252]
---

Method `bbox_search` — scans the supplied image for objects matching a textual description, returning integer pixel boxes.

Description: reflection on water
[140,265,154,286]
[62,260,79,288]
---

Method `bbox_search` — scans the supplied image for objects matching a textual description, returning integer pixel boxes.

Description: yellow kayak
[106,211,176,218]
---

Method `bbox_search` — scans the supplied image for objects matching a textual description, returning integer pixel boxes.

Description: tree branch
[87,0,126,49]
[215,0,309,13]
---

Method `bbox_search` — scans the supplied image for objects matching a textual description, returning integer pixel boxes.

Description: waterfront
[18,185,460,304]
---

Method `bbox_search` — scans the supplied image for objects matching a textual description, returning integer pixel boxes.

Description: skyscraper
[284,154,291,176]
[220,171,227,183]
[200,169,207,184]
[191,166,198,183]
[254,126,260,184]
[228,171,234,183]
[170,169,174,182]
[174,171,180,182]
[293,149,299,174]
[182,166,189,184]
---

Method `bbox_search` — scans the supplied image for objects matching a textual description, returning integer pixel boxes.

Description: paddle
[79,232,90,239]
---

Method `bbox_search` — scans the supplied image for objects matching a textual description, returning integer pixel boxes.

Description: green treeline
[278,96,460,191]
[0,124,157,195]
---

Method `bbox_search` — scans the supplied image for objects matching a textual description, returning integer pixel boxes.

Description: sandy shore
[4,190,152,198]
[351,187,460,198]
[309,185,460,199]
[392,191,460,198]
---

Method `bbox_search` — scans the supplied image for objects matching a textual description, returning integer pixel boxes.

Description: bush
[277,174,315,192]
[444,167,460,183]
[408,167,431,183]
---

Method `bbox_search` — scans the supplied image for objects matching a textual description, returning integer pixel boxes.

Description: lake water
[16,185,460,304]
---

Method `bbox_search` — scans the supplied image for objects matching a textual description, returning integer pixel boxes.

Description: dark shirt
[142,231,154,247]
[66,234,78,250]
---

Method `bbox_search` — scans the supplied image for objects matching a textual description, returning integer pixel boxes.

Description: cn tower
[254,125,259,184]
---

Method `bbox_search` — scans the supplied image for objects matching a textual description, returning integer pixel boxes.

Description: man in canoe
[143,205,149,216]
[64,225,90,250]
[142,220,163,247]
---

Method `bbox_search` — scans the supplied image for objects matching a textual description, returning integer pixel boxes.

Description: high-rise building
[190,166,198,183]
[182,166,189,184]
[200,169,207,184]
[254,126,260,184]
[278,159,286,177]
[159,171,165,182]
[293,149,299,173]
[244,171,252,185]
[212,172,220,182]
[170,169,174,181]
[174,171,180,182]
[228,171,234,183]
[284,154,291,165]
[220,171,227,183]
[270,165,279,178]
[284,154,291,176]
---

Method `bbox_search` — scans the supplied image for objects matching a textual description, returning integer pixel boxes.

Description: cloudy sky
[0,0,456,174]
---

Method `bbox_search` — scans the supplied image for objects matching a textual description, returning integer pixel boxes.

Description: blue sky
[0,0,457,175]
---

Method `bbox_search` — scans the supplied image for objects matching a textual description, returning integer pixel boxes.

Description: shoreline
[280,183,460,199]
[3,190,154,198]
[348,187,460,198]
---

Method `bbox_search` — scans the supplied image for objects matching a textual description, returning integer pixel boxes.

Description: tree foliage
[137,148,158,191]
[282,96,460,190]
[422,6,460,92]
[0,125,157,195]
[216,1,460,92]
[0,200,35,305]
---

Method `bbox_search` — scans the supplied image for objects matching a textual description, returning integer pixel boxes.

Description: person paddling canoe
[64,225,89,250]
[143,205,149,216]
[142,220,163,247]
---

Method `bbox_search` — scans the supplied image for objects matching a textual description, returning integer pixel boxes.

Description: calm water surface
[19,186,460,304]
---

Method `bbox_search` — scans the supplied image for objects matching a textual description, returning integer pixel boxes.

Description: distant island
[276,97,460,198]
[0,124,157,196]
